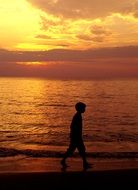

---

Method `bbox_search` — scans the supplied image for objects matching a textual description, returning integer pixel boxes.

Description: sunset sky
[0,0,138,79]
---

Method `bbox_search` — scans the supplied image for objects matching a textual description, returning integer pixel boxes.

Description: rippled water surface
[0,78,138,157]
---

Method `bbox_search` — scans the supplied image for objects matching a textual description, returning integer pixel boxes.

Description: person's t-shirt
[70,112,82,140]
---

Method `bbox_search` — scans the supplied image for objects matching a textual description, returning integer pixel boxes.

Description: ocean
[0,77,138,159]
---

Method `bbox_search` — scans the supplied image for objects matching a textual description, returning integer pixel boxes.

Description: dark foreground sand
[0,158,138,189]
[0,169,138,190]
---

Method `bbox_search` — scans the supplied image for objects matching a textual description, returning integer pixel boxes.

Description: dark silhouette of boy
[61,102,91,170]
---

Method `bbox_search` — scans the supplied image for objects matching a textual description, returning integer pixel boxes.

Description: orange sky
[0,0,138,78]
[0,0,138,50]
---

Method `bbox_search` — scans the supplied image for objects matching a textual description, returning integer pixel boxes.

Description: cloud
[91,25,111,36]
[76,34,105,42]
[0,58,138,79]
[0,46,138,62]
[26,1,138,50]
[134,1,138,17]
[28,0,137,19]
[92,36,105,42]
[76,25,112,43]
[0,46,138,79]
[39,15,60,29]
[35,34,52,39]
[76,34,93,41]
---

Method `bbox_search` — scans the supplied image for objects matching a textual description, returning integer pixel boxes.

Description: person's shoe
[83,162,92,170]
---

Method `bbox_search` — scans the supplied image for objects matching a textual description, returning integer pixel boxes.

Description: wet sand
[0,158,138,189]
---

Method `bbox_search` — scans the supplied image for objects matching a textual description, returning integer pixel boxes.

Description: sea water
[0,77,138,159]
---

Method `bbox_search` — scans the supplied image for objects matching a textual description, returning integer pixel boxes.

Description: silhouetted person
[61,102,91,170]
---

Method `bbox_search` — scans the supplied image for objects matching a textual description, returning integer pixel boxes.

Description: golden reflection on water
[0,78,138,152]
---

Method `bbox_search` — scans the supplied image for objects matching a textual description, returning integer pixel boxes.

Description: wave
[0,147,137,159]
[84,133,138,143]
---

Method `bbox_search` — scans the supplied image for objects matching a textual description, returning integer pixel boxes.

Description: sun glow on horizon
[17,62,49,66]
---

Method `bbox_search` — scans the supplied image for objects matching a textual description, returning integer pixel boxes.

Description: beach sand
[0,157,138,189]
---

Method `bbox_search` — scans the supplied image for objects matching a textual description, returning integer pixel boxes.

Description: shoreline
[0,158,138,189]
[0,157,138,172]
[0,156,138,174]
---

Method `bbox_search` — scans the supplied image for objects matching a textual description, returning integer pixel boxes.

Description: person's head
[75,102,86,113]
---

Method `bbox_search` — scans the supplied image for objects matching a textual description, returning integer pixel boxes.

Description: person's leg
[77,140,91,169]
[61,142,76,166]
[77,141,87,164]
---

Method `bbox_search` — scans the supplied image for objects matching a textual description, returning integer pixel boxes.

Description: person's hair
[75,102,86,111]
